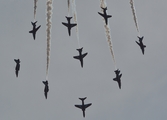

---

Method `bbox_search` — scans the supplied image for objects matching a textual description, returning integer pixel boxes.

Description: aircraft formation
[13,0,146,118]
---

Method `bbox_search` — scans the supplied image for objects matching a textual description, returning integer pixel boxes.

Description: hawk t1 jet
[42,80,49,99]
[136,36,146,55]
[62,16,77,36]
[113,69,122,89]
[73,47,88,68]
[98,7,112,25]
[14,59,20,77]
[29,21,41,40]
[75,97,92,117]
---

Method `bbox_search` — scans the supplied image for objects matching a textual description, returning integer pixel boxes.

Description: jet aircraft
[136,36,146,55]
[98,7,112,25]
[113,69,122,89]
[42,80,49,99]
[75,97,92,117]
[73,47,88,68]
[14,59,20,77]
[62,16,77,36]
[29,21,41,40]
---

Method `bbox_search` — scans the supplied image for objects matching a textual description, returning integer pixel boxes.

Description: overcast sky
[0,0,167,120]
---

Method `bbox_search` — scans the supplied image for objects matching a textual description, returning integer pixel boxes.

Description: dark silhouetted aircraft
[29,21,41,40]
[98,7,112,25]
[62,16,77,36]
[136,36,146,55]
[75,97,92,117]
[113,69,122,89]
[14,59,20,77]
[42,80,49,99]
[73,47,88,68]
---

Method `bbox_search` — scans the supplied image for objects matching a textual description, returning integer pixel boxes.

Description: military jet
[42,80,49,99]
[14,59,20,77]
[73,47,88,68]
[113,69,122,89]
[62,16,77,36]
[75,97,92,117]
[98,7,112,25]
[29,21,41,40]
[136,36,146,55]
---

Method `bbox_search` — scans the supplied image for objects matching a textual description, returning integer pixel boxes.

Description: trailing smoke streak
[34,0,38,19]
[46,0,53,80]
[71,0,80,48]
[100,0,106,8]
[100,0,117,69]
[68,0,70,15]
[104,24,116,68]
[130,0,141,37]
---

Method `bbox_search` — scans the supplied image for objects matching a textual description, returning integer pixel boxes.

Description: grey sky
[0,0,167,120]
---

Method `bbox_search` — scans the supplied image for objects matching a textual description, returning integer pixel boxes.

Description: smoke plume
[130,0,140,36]
[34,0,38,19]
[71,0,80,47]
[68,0,70,14]
[46,0,53,80]
[100,0,116,68]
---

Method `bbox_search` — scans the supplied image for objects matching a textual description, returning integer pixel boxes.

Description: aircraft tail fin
[14,59,20,63]
[101,7,107,10]
[66,16,72,20]
[31,21,37,25]
[79,97,87,101]
[43,81,48,85]
[76,47,83,52]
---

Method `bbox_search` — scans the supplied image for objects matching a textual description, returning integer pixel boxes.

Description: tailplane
[79,97,87,101]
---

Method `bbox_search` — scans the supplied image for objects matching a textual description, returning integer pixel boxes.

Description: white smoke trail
[68,0,70,16]
[34,0,38,19]
[104,25,116,67]
[71,0,80,48]
[130,0,141,37]
[100,0,106,8]
[100,0,117,69]
[46,0,53,80]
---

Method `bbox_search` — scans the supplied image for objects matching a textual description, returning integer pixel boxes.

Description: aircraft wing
[135,41,140,46]
[119,74,122,78]
[75,105,82,109]
[71,23,77,28]
[113,78,117,81]
[14,59,17,62]
[84,103,92,108]
[62,22,68,27]
[36,25,41,31]
[98,12,105,18]
[107,15,112,18]
[82,53,88,58]
[29,30,33,33]
[73,56,80,60]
